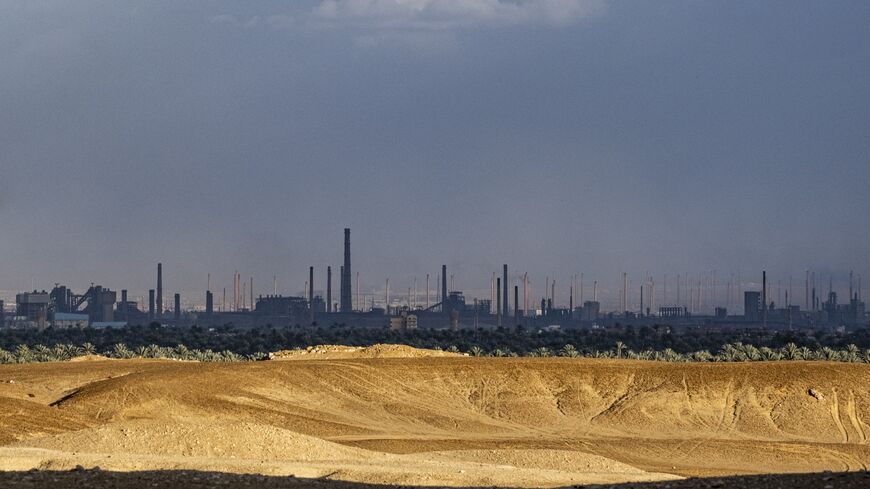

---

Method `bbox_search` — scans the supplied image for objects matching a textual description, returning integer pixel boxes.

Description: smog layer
[1,347,869,487]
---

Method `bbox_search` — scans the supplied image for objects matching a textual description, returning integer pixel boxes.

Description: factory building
[16,291,50,324]
[744,291,761,321]
[255,295,309,317]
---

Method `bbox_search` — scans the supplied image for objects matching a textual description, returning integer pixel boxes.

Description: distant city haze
[1,1,868,309]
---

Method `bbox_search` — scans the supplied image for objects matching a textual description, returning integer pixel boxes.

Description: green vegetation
[1,340,869,365]
[1,324,870,364]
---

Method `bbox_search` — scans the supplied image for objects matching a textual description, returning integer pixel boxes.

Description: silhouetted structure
[341,228,352,312]
[157,263,163,317]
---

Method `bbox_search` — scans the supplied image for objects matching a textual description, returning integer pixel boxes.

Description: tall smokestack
[120,289,128,321]
[341,228,352,312]
[148,289,155,320]
[206,290,213,316]
[762,270,767,327]
[327,266,332,313]
[496,277,501,327]
[514,285,519,325]
[157,263,163,317]
[309,266,315,324]
[441,265,447,312]
[174,293,181,321]
[502,264,508,318]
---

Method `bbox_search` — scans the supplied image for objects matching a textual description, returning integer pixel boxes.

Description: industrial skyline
[1,227,865,318]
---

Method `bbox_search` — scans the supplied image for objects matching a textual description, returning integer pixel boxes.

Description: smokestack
[426,274,430,309]
[640,285,644,316]
[157,263,163,317]
[174,293,181,321]
[120,289,128,321]
[569,278,574,319]
[496,277,501,327]
[327,266,332,313]
[148,289,155,320]
[441,265,447,312]
[309,266,314,324]
[502,264,508,318]
[514,284,519,325]
[206,290,213,316]
[762,270,767,327]
[341,228,352,312]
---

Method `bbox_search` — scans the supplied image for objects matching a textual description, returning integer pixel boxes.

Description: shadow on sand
[0,468,868,489]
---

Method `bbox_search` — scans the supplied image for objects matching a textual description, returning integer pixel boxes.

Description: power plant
[1,228,866,332]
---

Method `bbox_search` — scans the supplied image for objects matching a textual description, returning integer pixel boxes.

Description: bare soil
[1,346,869,487]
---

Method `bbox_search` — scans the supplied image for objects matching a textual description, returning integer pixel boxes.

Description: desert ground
[1,345,869,488]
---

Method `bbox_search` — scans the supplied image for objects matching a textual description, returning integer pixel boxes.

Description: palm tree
[0,349,14,364]
[81,342,96,355]
[780,343,801,360]
[819,347,840,361]
[112,343,133,359]
[759,347,780,361]
[491,348,507,357]
[468,345,484,357]
[614,341,626,359]
[717,343,740,362]
[529,347,551,357]
[689,350,713,362]
[843,344,860,363]
[660,348,681,362]
[799,346,813,361]
[14,345,33,363]
[560,344,579,358]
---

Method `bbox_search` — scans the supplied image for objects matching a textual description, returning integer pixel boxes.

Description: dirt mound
[68,354,112,362]
[432,449,650,474]
[1,357,869,485]
[14,418,376,462]
[0,397,89,445]
[268,344,462,360]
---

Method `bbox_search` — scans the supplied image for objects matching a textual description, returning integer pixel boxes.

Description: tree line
[1,323,869,364]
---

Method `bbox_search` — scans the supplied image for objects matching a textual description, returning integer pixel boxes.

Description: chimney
[341,228,352,312]
[174,293,181,321]
[120,289,128,321]
[156,263,163,317]
[327,266,332,313]
[309,266,315,324]
[496,277,501,327]
[762,270,767,327]
[502,264,508,318]
[206,290,214,316]
[148,289,155,320]
[441,265,447,312]
[514,285,519,326]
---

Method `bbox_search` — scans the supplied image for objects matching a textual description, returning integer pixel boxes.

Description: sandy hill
[1,356,869,486]
[268,344,462,360]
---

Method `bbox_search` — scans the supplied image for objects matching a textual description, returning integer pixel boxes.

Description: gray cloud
[312,0,606,29]
[0,0,868,307]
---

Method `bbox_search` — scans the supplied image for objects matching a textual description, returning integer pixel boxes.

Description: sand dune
[1,348,869,486]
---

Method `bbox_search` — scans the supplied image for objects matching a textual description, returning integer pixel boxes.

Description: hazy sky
[1,1,869,308]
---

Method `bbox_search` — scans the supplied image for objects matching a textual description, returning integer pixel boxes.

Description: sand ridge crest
[1,356,869,486]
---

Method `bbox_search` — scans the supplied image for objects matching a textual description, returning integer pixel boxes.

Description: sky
[1,0,869,310]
